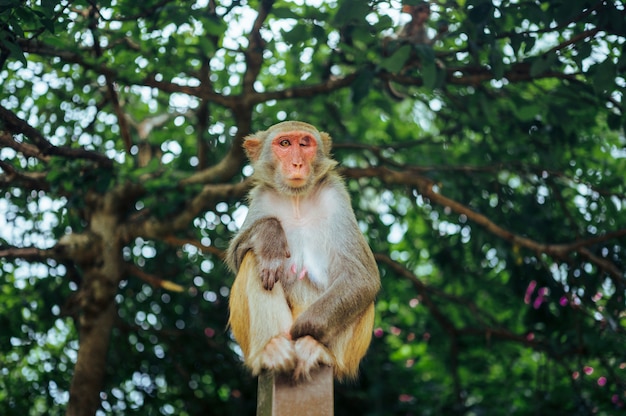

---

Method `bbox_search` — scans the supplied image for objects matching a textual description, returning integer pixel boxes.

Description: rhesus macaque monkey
[383,1,448,99]
[398,2,433,44]
[227,121,380,381]
[398,2,448,45]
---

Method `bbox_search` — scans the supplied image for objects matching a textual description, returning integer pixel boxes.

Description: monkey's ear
[319,132,333,156]
[243,135,263,161]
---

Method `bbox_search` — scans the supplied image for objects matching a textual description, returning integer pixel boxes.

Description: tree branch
[0,130,50,161]
[242,0,274,93]
[375,252,547,350]
[374,252,602,367]
[254,72,360,103]
[347,166,625,284]
[162,235,224,258]
[125,263,184,292]
[0,246,56,262]
[0,105,113,167]
[0,160,49,190]
[87,4,132,154]
[374,252,457,335]
[178,147,248,186]
[547,28,601,55]
[120,181,249,242]
[497,1,606,38]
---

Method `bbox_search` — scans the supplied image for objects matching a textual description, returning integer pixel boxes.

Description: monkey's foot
[293,335,334,381]
[249,334,296,375]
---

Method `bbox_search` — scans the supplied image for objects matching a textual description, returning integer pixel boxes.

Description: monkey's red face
[272,131,318,188]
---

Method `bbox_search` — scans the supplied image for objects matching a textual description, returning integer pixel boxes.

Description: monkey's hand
[250,217,291,290]
[255,230,290,290]
[234,217,291,290]
[293,335,334,381]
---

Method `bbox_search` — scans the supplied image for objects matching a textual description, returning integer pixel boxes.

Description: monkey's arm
[226,217,291,290]
[287,183,380,344]
[290,243,380,345]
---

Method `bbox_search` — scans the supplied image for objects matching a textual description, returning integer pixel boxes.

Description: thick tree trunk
[65,200,123,416]
[67,302,117,416]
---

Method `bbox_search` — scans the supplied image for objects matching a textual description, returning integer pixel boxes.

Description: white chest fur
[256,186,339,289]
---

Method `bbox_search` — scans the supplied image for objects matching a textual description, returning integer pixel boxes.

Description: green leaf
[515,104,540,121]
[281,24,309,45]
[204,18,227,37]
[351,26,375,48]
[379,44,411,73]
[530,52,557,77]
[573,42,592,68]
[311,23,326,43]
[590,59,617,93]
[2,37,26,65]
[333,0,370,25]
[351,69,374,103]
[421,59,437,90]
[490,48,504,79]
[415,44,435,63]
[7,15,24,37]
[272,6,300,19]
[509,33,523,56]
[607,113,621,131]
[0,0,21,7]
[468,2,493,24]
[413,44,437,88]
[41,0,57,17]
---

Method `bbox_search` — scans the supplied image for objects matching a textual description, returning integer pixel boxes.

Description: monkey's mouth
[286,177,307,187]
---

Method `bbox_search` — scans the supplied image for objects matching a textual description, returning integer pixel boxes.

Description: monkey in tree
[384,1,443,49]
[398,1,448,45]
[383,1,448,99]
[226,121,380,381]
[398,1,433,44]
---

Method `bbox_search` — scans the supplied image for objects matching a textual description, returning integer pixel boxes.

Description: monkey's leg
[327,302,376,381]
[229,252,296,375]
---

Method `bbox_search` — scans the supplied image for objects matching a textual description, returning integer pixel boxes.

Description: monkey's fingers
[251,334,296,375]
[261,264,285,290]
[260,269,275,290]
[293,335,334,381]
[259,257,289,290]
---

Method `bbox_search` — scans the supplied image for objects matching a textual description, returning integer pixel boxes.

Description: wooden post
[257,366,334,416]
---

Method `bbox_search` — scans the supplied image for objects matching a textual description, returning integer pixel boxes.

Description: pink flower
[533,287,548,309]
[399,394,414,403]
[524,280,537,304]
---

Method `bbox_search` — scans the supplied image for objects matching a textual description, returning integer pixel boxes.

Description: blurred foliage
[1,0,625,415]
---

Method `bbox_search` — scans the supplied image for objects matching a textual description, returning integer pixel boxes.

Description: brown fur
[229,253,377,380]
[399,2,432,44]
[227,121,380,381]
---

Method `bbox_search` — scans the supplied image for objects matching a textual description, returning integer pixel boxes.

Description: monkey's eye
[278,139,290,147]
[300,136,312,146]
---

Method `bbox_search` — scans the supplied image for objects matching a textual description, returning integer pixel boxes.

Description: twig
[125,264,184,292]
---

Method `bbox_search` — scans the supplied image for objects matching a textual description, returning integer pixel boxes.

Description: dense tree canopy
[1,0,625,415]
